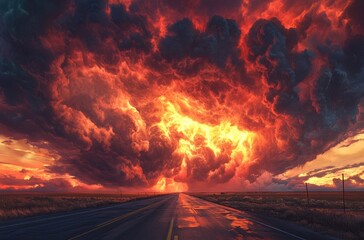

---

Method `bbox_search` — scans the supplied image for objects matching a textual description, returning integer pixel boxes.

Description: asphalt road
[0,193,337,240]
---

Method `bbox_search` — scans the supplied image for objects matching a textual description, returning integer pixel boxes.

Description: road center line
[166,217,175,240]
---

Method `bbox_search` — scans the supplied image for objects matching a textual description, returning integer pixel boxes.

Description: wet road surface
[0,193,337,240]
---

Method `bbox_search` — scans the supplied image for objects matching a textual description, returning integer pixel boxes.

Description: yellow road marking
[166,217,175,240]
[68,199,168,240]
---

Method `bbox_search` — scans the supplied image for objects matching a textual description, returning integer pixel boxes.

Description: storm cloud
[1,0,364,190]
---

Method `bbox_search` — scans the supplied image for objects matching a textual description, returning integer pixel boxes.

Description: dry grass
[191,191,364,240]
[0,192,160,221]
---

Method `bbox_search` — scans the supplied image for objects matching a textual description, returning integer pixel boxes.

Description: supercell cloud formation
[0,0,364,191]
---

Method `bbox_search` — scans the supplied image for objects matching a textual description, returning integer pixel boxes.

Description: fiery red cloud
[0,0,364,192]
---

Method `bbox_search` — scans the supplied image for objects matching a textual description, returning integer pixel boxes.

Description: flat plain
[0,192,158,221]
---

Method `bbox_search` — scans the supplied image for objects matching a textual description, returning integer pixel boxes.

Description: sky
[0,0,364,192]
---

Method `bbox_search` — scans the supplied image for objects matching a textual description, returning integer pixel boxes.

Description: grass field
[0,192,159,221]
[191,191,364,240]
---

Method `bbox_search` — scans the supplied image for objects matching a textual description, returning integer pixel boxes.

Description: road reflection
[177,194,266,239]
[177,193,200,228]
[225,213,252,230]
[178,216,200,228]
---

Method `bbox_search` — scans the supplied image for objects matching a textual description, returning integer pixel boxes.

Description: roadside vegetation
[0,193,159,220]
[192,191,364,240]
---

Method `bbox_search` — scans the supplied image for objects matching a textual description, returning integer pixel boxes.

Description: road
[0,193,337,240]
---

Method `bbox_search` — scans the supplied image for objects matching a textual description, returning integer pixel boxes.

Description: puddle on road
[225,213,252,231]
[176,194,201,229]
[177,216,200,228]
[174,194,266,239]
[224,213,265,239]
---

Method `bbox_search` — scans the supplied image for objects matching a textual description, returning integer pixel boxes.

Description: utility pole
[342,173,346,213]
[305,183,309,206]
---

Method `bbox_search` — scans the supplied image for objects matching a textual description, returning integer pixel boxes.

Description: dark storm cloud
[343,0,364,33]
[110,4,151,52]
[57,0,153,68]
[130,0,242,23]
[245,16,364,178]
[312,34,364,134]
[161,0,242,17]
[0,58,58,144]
[0,0,71,73]
[51,150,146,187]
[185,147,232,183]
[344,35,364,75]
[0,1,73,146]
[246,18,309,114]
[159,15,244,71]
[139,128,181,180]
